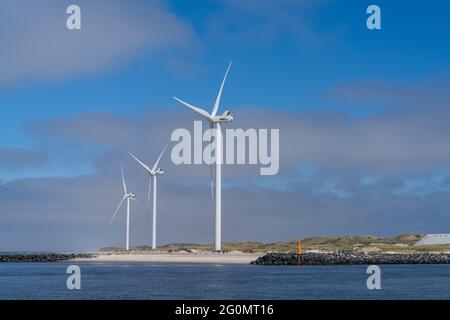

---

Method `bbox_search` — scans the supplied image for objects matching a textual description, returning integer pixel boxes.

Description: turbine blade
[211,62,232,117]
[121,164,127,194]
[129,152,153,174]
[111,195,126,223]
[152,145,168,172]
[173,96,211,120]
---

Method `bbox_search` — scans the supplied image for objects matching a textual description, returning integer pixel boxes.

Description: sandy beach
[72,252,261,264]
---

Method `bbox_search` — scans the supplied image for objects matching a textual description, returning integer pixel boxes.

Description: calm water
[0,263,449,299]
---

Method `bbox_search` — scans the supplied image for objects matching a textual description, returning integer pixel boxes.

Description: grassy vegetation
[100,233,450,253]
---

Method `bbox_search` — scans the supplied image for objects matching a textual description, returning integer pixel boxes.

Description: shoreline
[3,251,450,265]
[72,252,261,264]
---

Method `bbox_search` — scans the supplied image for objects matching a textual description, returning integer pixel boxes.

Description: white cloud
[0,0,196,86]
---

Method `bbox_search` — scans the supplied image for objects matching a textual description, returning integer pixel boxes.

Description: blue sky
[1,1,447,166]
[1,0,450,250]
[2,1,448,149]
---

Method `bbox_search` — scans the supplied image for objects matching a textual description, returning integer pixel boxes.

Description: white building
[414,234,450,246]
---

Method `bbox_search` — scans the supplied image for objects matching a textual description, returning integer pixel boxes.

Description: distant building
[414,234,450,246]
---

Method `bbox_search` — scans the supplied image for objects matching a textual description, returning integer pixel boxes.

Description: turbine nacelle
[110,165,136,231]
[173,61,234,125]
[128,145,167,229]
[128,146,167,177]
[212,110,233,123]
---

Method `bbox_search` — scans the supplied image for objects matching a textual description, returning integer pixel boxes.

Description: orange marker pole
[297,240,302,255]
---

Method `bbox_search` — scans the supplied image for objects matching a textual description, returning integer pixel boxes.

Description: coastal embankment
[0,253,94,262]
[251,252,450,265]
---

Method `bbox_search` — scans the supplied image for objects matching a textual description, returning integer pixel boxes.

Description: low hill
[100,233,450,253]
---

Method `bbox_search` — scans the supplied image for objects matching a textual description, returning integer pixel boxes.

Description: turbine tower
[111,165,137,251]
[129,145,167,250]
[173,62,233,252]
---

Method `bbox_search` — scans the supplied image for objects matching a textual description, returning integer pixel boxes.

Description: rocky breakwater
[251,252,450,265]
[0,253,95,262]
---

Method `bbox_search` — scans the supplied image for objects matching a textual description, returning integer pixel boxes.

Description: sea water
[0,263,449,299]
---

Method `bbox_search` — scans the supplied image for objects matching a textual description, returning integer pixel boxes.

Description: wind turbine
[129,145,167,250]
[111,165,137,251]
[173,62,233,252]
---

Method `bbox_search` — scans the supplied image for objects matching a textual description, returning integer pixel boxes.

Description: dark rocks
[0,253,94,263]
[251,252,450,265]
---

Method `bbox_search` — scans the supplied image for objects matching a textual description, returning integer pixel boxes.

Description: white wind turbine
[129,145,167,250]
[111,165,137,251]
[173,62,234,252]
